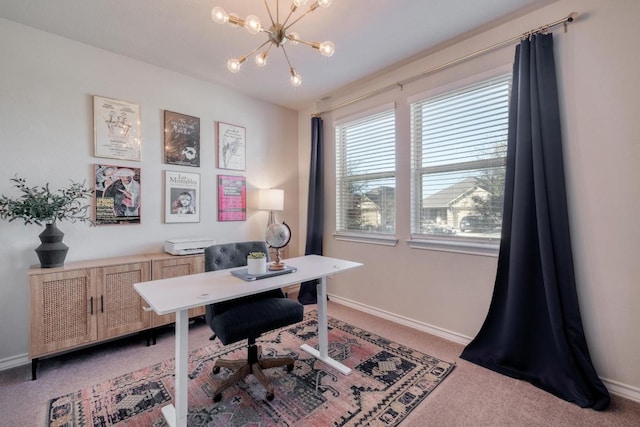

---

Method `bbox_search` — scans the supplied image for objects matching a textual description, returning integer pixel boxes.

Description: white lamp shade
[257,188,284,211]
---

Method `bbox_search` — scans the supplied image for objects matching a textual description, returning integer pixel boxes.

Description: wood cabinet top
[28,253,203,275]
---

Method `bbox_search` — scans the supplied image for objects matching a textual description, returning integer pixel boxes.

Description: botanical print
[217,122,246,171]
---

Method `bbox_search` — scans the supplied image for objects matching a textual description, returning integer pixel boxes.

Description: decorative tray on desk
[230,265,297,281]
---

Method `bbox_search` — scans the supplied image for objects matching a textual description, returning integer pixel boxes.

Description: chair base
[211,342,295,402]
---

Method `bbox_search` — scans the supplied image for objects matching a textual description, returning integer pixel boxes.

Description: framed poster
[217,122,246,171]
[94,164,141,225]
[164,110,200,167]
[93,96,141,161]
[165,171,200,223]
[218,174,246,221]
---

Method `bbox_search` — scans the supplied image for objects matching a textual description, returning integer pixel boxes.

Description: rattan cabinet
[28,256,151,379]
[148,253,205,326]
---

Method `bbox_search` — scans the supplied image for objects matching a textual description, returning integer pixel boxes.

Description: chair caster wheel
[213,393,222,403]
[213,366,220,374]
[286,363,294,372]
[266,392,274,401]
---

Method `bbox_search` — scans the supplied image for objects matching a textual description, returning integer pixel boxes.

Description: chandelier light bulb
[319,41,335,57]
[317,0,333,8]
[255,51,269,67]
[227,58,244,73]
[290,69,302,87]
[211,6,228,24]
[244,15,262,34]
[293,0,308,6]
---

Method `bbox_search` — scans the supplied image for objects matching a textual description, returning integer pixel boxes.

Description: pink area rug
[47,311,454,426]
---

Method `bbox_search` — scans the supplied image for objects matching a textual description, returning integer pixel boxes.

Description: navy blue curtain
[460,34,610,410]
[298,116,324,304]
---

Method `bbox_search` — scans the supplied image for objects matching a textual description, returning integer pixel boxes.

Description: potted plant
[247,251,267,275]
[0,175,94,268]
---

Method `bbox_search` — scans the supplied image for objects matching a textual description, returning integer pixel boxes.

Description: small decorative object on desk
[247,251,267,275]
[0,175,94,268]
[265,221,291,271]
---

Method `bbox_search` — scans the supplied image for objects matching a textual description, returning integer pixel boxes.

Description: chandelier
[211,0,335,87]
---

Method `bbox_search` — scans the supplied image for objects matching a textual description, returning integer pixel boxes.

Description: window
[410,73,511,249]
[335,105,396,237]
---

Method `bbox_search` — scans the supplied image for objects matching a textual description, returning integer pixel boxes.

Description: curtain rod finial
[567,12,578,22]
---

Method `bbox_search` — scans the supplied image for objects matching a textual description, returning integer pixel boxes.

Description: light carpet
[46,311,454,426]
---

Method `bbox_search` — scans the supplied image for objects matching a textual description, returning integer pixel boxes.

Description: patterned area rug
[47,312,455,426]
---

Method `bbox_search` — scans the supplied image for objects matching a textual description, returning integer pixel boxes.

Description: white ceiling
[0,0,553,111]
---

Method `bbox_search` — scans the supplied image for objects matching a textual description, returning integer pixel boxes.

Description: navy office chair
[204,241,304,402]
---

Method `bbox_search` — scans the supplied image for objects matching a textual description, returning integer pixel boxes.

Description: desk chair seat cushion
[208,295,303,345]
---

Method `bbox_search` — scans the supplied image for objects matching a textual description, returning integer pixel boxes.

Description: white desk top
[134,255,362,315]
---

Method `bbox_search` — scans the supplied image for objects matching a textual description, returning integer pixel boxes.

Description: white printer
[164,238,216,256]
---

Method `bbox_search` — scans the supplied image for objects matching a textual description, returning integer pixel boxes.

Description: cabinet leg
[31,358,38,380]
[145,331,158,346]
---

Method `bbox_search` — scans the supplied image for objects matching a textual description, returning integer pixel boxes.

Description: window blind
[336,108,396,234]
[410,73,511,238]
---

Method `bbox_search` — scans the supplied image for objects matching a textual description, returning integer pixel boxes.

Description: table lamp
[257,188,284,227]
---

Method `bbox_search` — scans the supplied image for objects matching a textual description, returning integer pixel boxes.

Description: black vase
[35,223,69,268]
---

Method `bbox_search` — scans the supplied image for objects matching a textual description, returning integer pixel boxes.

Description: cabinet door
[96,262,151,339]
[29,269,97,358]
[151,255,205,326]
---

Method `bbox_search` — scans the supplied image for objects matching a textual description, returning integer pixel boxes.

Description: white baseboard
[327,293,473,345]
[600,377,640,403]
[327,293,640,404]
[0,353,29,371]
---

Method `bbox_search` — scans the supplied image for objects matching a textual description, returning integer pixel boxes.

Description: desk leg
[300,276,352,375]
[161,309,189,427]
[317,277,329,359]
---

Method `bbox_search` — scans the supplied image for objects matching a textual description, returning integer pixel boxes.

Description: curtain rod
[313,12,578,117]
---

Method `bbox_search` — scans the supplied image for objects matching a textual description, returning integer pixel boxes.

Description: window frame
[407,66,512,256]
[334,103,398,246]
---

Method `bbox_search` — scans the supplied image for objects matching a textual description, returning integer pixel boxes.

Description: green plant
[0,175,94,226]
[248,251,266,259]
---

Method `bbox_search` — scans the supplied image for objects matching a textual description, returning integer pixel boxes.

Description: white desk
[134,254,362,427]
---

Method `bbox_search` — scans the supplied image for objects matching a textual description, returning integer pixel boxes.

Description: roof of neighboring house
[422,177,479,208]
